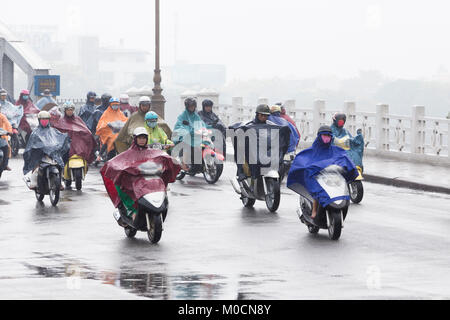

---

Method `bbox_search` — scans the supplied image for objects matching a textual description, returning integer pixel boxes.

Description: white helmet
[138,96,151,104]
[133,127,148,137]
[38,111,51,119]
[119,93,129,104]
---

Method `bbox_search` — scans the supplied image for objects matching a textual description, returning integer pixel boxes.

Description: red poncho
[101,142,181,208]
[52,114,97,164]
[17,99,40,134]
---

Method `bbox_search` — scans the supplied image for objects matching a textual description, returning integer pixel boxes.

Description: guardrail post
[411,105,425,154]
[313,100,326,134]
[376,104,390,151]
[232,97,244,123]
[344,101,356,135]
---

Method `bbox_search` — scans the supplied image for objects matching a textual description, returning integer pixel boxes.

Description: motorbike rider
[119,93,138,117]
[198,99,227,157]
[23,111,70,190]
[115,96,172,154]
[16,89,40,141]
[276,102,300,138]
[269,105,299,153]
[96,97,128,160]
[172,97,208,171]
[0,89,23,130]
[78,91,98,133]
[35,89,57,110]
[0,111,13,176]
[330,113,365,171]
[144,111,174,150]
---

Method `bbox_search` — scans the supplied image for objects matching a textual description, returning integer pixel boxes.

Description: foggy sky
[3,0,450,82]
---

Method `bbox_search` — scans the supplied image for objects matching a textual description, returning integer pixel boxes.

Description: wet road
[1,156,450,299]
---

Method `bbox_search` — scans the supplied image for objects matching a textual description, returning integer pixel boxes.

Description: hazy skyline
[3,0,450,83]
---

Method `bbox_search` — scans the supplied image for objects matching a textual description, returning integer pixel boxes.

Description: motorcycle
[14,114,39,156]
[64,155,88,190]
[294,165,350,240]
[0,128,10,179]
[113,161,169,244]
[175,128,224,184]
[279,151,296,183]
[230,165,281,213]
[25,155,62,206]
[348,166,364,204]
[93,120,125,167]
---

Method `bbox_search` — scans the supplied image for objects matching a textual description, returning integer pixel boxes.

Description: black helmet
[184,97,197,109]
[318,125,333,135]
[101,93,112,105]
[202,99,214,108]
[87,91,97,99]
[255,104,271,115]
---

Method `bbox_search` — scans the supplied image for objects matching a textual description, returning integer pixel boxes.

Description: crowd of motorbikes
[0,89,366,243]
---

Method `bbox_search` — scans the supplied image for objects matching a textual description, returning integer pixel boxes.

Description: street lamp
[151,0,166,119]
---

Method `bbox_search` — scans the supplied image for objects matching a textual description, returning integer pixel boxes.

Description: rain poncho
[16,95,40,134]
[23,125,71,175]
[96,107,127,153]
[287,134,358,207]
[144,122,173,145]
[52,113,97,164]
[0,113,12,150]
[280,110,300,138]
[120,103,138,117]
[331,124,364,168]
[172,110,207,147]
[269,112,300,153]
[101,141,181,208]
[35,96,58,111]
[198,109,226,136]
[78,100,97,133]
[0,100,23,128]
[229,118,291,178]
[115,108,172,154]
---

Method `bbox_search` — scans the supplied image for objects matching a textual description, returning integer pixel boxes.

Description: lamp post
[151,0,166,119]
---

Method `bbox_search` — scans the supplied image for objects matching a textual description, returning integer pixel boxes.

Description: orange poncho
[96,107,127,153]
[0,113,12,157]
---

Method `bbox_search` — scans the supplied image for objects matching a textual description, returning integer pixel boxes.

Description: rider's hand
[182,120,190,126]
[165,144,174,150]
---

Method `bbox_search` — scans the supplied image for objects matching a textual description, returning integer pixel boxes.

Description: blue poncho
[0,100,23,128]
[287,135,358,207]
[268,113,300,153]
[331,124,364,168]
[172,110,207,147]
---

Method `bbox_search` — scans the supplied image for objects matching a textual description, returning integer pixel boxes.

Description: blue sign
[34,75,60,96]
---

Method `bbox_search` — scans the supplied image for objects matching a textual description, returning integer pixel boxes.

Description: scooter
[93,120,125,167]
[176,128,224,184]
[230,165,281,213]
[10,125,21,157]
[294,165,350,240]
[348,166,364,204]
[113,161,169,244]
[279,151,296,183]
[26,155,62,206]
[64,155,88,190]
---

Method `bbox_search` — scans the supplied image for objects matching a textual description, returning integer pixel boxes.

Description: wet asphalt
[1,156,450,300]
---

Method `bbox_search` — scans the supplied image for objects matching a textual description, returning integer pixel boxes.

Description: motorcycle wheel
[241,196,256,208]
[176,171,186,181]
[11,135,20,157]
[349,181,364,204]
[147,214,163,244]
[124,226,137,238]
[74,168,83,191]
[35,190,45,202]
[49,173,61,207]
[203,161,223,184]
[265,178,281,213]
[308,225,320,234]
[327,209,342,240]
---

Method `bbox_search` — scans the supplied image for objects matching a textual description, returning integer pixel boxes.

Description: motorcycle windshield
[315,165,349,200]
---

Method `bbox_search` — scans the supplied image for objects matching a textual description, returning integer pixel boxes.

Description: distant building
[167,61,226,88]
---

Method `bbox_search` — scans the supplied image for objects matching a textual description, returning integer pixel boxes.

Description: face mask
[22,95,29,100]
[147,121,158,128]
[338,120,345,127]
[321,134,332,144]
[40,119,49,127]
[111,105,119,111]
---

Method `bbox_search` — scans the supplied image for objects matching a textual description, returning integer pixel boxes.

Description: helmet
[0,89,7,96]
[332,113,346,127]
[184,97,197,109]
[20,89,30,95]
[317,125,333,135]
[62,101,75,110]
[38,111,51,119]
[101,93,112,105]
[133,127,148,137]
[109,97,120,105]
[145,111,158,121]
[270,105,281,114]
[202,99,214,108]
[256,104,271,115]
[139,96,151,104]
[42,89,51,96]
[119,93,129,103]
[87,91,96,99]
[275,102,283,107]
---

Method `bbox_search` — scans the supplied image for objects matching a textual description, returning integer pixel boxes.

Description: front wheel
[203,160,223,184]
[265,178,281,213]
[349,181,364,204]
[35,190,45,202]
[241,196,256,208]
[11,135,20,157]
[147,214,163,244]
[74,168,83,191]
[49,173,61,207]
[176,171,186,181]
[124,226,137,238]
[308,225,320,234]
[328,209,342,240]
